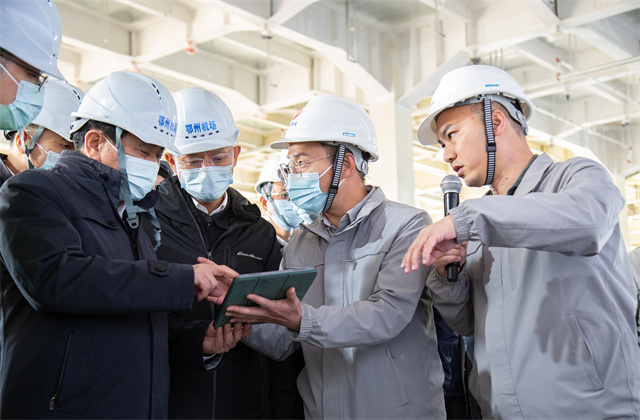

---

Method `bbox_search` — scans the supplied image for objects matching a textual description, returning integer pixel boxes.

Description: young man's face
[435,105,488,188]
[27,129,74,168]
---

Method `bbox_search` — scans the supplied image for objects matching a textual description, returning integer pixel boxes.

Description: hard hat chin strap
[483,97,496,186]
[114,126,162,251]
[322,144,346,213]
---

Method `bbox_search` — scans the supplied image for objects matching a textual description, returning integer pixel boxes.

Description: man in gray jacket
[226,95,446,419]
[402,64,640,418]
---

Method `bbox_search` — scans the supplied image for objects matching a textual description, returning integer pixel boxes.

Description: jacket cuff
[290,304,312,342]
[178,263,196,311]
[450,206,471,243]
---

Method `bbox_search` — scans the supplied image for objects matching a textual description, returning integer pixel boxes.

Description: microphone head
[440,174,462,194]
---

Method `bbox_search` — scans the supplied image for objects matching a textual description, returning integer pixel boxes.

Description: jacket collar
[53,150,159,210]
[54,150,122,200]
[513,152,554,196]
[304,186,385,240]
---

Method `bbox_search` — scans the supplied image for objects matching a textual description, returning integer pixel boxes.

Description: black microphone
[440,175,462,282]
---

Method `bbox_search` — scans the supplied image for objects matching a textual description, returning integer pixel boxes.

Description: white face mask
[108,139,159,201]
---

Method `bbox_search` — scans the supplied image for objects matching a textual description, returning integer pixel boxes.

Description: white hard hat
[270,95,379,167]
[70,71,180,155]
[417,65,534,145]
[173,87,239,154]
[32,79,84,141]
[255,153,284,195]
[0,0,64,80]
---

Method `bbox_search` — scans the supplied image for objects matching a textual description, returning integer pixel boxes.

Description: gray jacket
[245,187,446,419]
[428,153,640,419]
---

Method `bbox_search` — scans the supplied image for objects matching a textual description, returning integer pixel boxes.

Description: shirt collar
[507,154,538,196]
[192,192,228,216]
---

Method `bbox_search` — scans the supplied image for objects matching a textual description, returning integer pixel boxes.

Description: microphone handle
[443,192,460,282]
[446,262,459,282]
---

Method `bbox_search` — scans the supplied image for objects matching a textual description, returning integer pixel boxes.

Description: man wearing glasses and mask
[147,87,286,419]
[0,0,64,131]
[255,151,318,245]
[225,95,446,419]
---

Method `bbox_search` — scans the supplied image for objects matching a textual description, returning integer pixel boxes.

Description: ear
[15,133,25,155]
[232,145,241,167]
[164,152,178,174]
[259,196,268,211]
[491,108,509,137]
[340,152,358,181]
[84,130,103,161]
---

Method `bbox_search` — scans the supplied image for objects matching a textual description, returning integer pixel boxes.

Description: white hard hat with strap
[270,95,378,213]
[417,65,534,185]
[23,79,84,168]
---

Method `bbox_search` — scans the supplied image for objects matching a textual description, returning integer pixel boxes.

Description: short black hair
[70,119,127,152]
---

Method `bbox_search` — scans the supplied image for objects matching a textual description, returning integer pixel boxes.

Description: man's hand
[401,216,458,273]
[203,322,251,355]
[192,257,238,303]
[434,243,467,278]
[225,287,302,331]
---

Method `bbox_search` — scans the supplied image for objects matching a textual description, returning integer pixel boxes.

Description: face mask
[35,143,60,170]
[268,199,303,231]
[107,140,159,201]
[0,62,45,130]
[124,155,159,201]
[287,165,332,215]
[180,165,233,202]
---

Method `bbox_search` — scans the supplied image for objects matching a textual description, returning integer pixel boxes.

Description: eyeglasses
[177,153,233,169]
[271,190,288,200]
[0,53,47,89]
[278,154,335,183]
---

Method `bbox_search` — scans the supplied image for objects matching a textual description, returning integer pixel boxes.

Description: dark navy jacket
[0,151,194,419]
[147,178,286,419]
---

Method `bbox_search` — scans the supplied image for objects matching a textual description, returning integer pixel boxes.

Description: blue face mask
[108,140,159,201]
[287,165,332,215]
[269,199,303,231]
[35,142,60,170]
[125,155,159,201]
[180,165,233,202]
[0,62,45,131]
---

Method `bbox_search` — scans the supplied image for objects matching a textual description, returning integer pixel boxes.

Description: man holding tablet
[225,95,446,419]
[146,87,298,419]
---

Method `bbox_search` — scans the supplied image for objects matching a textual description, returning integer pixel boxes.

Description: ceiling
[43,0,640,247]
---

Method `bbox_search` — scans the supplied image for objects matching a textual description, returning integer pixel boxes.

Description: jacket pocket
[49,326,95,413]
[384,344,409,406]
[565,314,604,391]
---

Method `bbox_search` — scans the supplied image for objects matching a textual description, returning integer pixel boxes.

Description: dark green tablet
[213,267,317,328]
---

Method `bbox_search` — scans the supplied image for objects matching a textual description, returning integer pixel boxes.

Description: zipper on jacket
[50,330,74,410]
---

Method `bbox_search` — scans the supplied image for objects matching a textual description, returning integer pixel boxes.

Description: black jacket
[148,177,285,419]
[0,151,195,419]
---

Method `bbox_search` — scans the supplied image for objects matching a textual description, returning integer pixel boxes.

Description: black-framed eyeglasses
[0,53,47,89]
[177,153,233,169]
